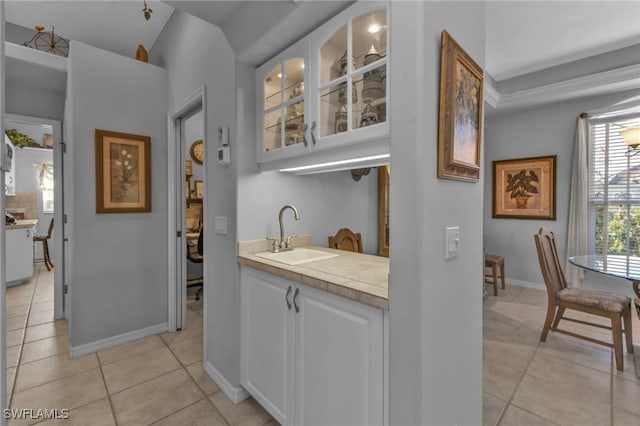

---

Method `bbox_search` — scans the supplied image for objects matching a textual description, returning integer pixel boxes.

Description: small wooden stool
[485,255,505,296]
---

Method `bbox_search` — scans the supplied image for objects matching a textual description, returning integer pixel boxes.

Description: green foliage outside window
[594,205,640,256]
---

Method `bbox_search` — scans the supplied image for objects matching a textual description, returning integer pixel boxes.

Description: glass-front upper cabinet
[312,1,388,148]
[256,38,311,162]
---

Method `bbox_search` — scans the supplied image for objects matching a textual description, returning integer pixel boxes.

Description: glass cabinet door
[317,6,387,141]
[261,55,307,156]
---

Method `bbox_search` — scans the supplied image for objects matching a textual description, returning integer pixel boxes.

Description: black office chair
[186,227,203,301]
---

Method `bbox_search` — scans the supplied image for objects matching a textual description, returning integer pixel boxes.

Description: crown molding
[483,76,500,108]
[492,64,640,112]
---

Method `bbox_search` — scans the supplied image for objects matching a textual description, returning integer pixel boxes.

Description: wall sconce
[621,127,640,157]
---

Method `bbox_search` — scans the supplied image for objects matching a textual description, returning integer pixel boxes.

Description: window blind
[588,115,640,258]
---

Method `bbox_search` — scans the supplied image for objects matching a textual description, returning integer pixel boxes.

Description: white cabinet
[241,266,384,426]
[6,225,35,284]
[256,1,389,164]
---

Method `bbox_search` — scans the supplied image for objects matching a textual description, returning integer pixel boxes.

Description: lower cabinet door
[294,285,384,426]
[6,227,34,283]
[240,267,294,425]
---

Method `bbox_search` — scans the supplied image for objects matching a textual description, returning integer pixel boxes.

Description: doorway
[167,87,206,332]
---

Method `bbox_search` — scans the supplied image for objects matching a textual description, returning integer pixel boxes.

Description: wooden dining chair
[534,227,633,371]
[186,226,204,301]
[33,218,54,271]
[328,228,363,253]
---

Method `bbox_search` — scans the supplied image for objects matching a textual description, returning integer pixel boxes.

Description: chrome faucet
[274,204,300,252]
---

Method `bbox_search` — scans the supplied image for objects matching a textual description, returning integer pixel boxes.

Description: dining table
[569,254,640,377]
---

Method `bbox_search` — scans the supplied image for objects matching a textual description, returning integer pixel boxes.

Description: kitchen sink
[255,248,339,266]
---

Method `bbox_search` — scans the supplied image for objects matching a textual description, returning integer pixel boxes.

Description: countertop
[6,219,38,230]
[237,236,389,310]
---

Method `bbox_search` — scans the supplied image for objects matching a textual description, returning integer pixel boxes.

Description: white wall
[184,109,204,186]
[388,2,484,424]
[1,0,8,414]
[149,9,239,390]
[65,41,169,347]
[484,89,640,287]
[5,84,64,122]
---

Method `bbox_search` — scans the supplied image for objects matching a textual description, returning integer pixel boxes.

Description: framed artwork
[493,155,556,220]
[194,180,204,199]
[437,30,484,182]
[95,129,151,213]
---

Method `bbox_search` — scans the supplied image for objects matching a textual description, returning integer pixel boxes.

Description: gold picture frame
[437,30,483,182]
[493,155,556,220]
[95,129,151,213]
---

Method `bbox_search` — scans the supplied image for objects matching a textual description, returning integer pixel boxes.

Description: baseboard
[506,278,545,290]
[204,360,250,404]
[69,322,169,358]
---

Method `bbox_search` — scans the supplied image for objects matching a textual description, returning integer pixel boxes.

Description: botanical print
[452,60,480,166]
[109,143,140,203]
[493,156,556,220]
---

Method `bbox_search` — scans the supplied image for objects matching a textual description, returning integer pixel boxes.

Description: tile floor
[6,266,276,426]
[6,266,640,425]
[483,283,640,426]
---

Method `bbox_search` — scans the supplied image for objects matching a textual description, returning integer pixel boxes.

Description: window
[588,115,640,258]
[38,163,54,213]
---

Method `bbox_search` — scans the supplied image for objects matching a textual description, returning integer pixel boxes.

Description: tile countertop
[6,219,38,230]
[237,235,389,310]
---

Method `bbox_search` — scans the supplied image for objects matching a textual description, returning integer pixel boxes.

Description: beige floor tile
[169,335,203,366]
[6,304,30,319]
[98,335,164,366]
[511,374,610,426]
[10,369,107,425]
[160,321,203,346]
[6,284,34,299]
[27,310,54,327]
[526,351,611,404]
[614,351,640,384]
[7,345,21,369]
[186,362,220,395]
[613,407,640,426]
[7,315,28,332]
[24,321,67,343]
[209,393,272,426]
[612,376,640,417]
[29,301,53,314]
[482,393,506,426]
[151,399,227,426]
[538,332,612,375]
[7,329,25,348]
[483,338,536,372]
[14,353,99,392]
[500,405,557,426]
[7,367,17,400]
[20,335,68,364]
[38,398,115,426]
[6,295,33,307]
[483,359,523,401]
[102,346,182,394]
[110,369,205,426]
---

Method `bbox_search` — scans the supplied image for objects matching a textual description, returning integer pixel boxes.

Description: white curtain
[565,116,589,287]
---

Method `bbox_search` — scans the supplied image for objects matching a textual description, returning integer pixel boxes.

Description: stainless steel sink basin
[255,248,339,266]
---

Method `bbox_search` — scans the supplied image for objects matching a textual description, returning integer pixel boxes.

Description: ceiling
[3,1,639,84]
[4,0,175,59]
[485,1,640,81]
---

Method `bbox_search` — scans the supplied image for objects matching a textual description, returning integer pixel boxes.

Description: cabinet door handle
[310,121,317,146]
[285,285,292,310]
[302,123,308,147]
[293,288,300,313]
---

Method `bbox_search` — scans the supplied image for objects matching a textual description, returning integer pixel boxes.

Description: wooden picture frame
[493,155,556,220]
[95,129,151,213]
[194,180,204,199]
[437,30,484,182]
[378,165,390,257]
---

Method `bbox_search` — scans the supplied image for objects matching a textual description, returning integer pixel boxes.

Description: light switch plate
[215,216,227,235]
[445,226,460,260]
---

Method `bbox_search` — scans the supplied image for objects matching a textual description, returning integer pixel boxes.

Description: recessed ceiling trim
[483,77,500,108]
[493,64,640,112]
